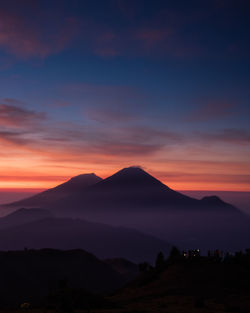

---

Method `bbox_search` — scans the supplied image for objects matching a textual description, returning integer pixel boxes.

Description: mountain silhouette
[110,253,250,313]
[200,195,238,210]
[0,208,52,229]
[4,167,239,214]
[52,167,241,218]
[0,248,124,307]
[3,166,247,252]
[5,173,102,209]
[0,216,171,263]
[105,258,139,282]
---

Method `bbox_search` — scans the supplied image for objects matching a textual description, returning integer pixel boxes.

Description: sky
[0,0,250,193]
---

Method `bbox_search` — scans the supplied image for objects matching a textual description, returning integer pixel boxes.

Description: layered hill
[0,208,52,229]
[0,248,123,308]
[3,167,248,252]
[105,258,139,282]
[0,212,171,263]
[108,257,250,313]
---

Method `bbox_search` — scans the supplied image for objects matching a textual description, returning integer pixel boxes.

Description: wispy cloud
[85,107,136,123]
[0,1,248,62]
[0,10,77,59]
[186,101,236,122]
[0,98,26,106]
[159,172,250,184]
[199,128,250,145]
[0,94,248,191]
[135,27,174,49]
[0,103,46,128]
[0,130,27,146]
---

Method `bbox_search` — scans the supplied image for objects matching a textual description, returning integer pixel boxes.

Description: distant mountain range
[5,167,240,214]
[0,208,53,229]
[1,166,250,254]
[0,208,171,262]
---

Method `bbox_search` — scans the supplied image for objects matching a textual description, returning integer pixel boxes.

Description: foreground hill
[0,216,171,262]
[105,258,139,282]
[4,249,250,312]
[0,248,123,308]
[105,255,250,313]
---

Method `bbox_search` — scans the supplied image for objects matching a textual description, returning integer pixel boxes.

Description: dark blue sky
[0,0,249,191]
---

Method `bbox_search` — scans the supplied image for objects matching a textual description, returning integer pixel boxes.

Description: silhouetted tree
[155,252,165,271]
[168,246,182,262]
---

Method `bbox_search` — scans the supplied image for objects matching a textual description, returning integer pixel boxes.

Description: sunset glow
[0,0,249,194]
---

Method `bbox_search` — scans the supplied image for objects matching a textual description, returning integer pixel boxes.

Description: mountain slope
[105,258,139,282]
[5,173,102,209]
[200,195,239,212]
[4,167,240,215]
[109,257,250,313]
[0,248,123,308]
[64,167,199,212]
[0,217,171,263]
[0,207,52,229]
[2,167,246,252]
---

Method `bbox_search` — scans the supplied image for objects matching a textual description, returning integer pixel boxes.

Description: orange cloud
[0,98,249,191]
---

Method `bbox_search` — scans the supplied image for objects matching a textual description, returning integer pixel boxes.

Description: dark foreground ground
[2,249,250,313]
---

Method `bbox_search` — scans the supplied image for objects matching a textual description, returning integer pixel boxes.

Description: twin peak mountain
[6,166,238,214]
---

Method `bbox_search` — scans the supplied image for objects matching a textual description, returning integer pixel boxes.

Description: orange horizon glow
[0,170,249,192]
[1,125,249,192]
[0,2,249,202]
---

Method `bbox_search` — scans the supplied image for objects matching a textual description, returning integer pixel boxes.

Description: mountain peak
[201,195,224,204]
[39,173,103,195]
[4,172,102,208]
[68,173,101,183]
[93,166,171,191]
[200,195,240,213]
[116,166,147,176]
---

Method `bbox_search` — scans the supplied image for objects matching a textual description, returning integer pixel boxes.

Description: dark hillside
[0,248,122,308]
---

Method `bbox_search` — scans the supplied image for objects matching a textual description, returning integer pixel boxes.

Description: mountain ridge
[0,208,52,229]
[4,167,239,214]
[1,166,246,252]
[0,215,171,262]
[4,173,102,209]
